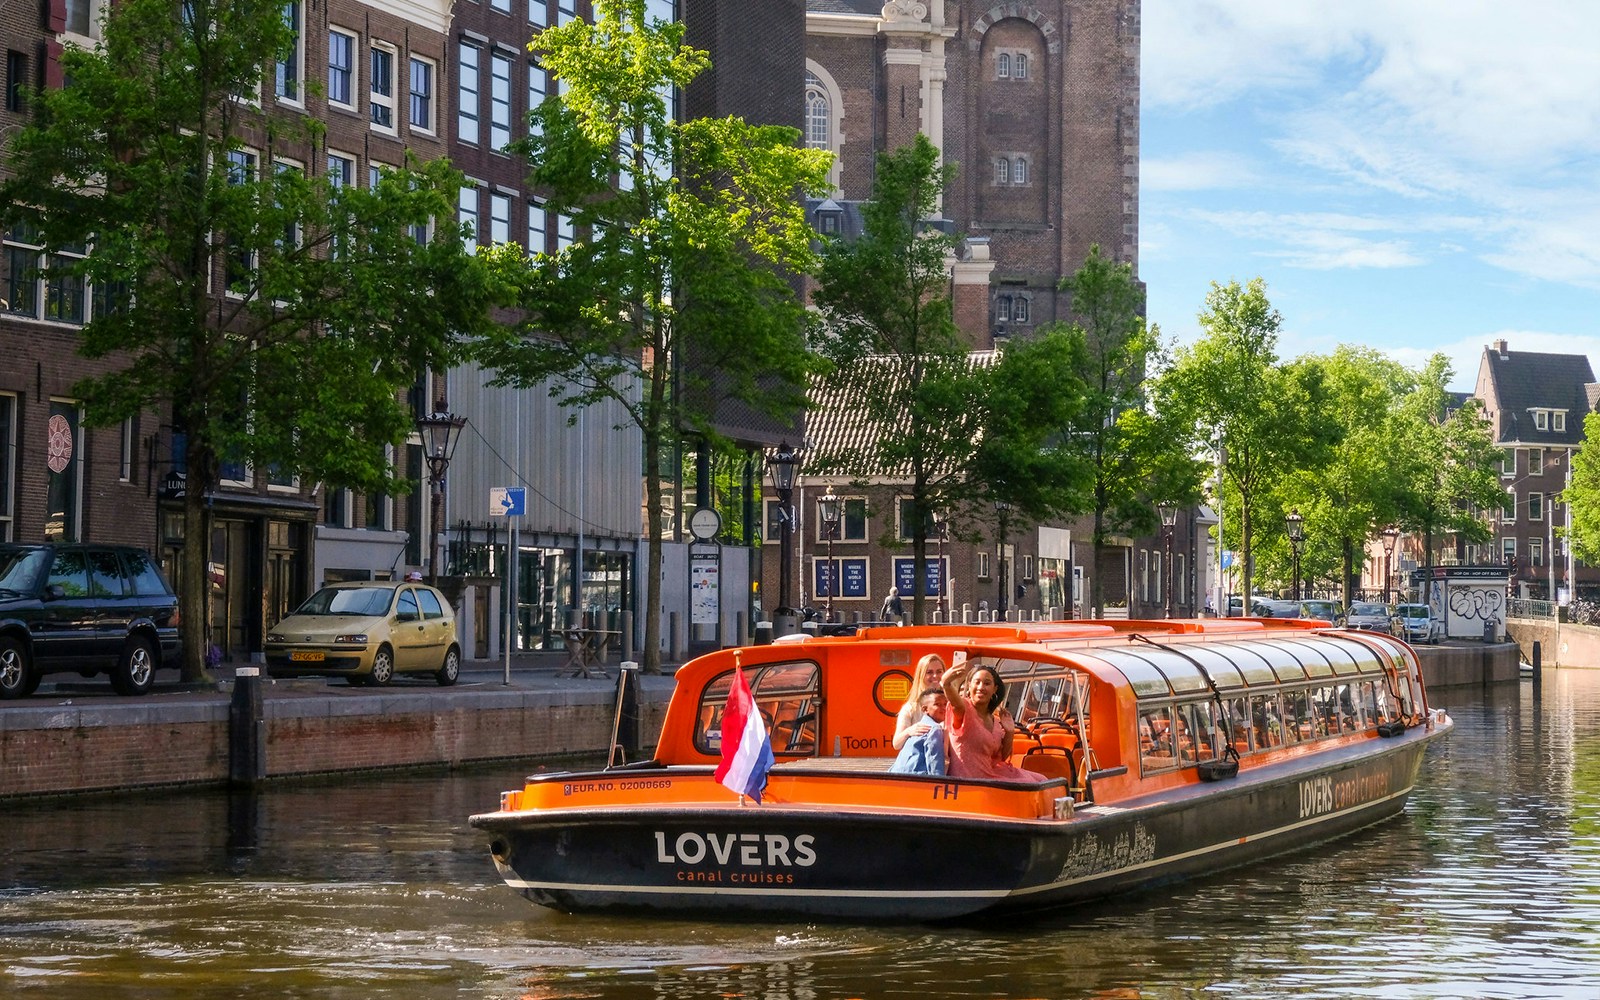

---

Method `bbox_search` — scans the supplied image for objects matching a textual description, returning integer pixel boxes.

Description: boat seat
[1021,746,1075,785]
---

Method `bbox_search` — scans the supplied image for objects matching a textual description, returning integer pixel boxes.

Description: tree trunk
[178,446,214,684]
[641,421,663,674]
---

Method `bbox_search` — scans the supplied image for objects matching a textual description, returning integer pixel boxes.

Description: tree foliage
[0,0,501,679]
[1567,412,1600,565]
[474,0,831,668]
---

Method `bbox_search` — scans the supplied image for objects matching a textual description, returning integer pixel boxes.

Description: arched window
[1013,297,1029,322]
[804,71,830,151]
[996,295,1012,322]
[1014,156,1027,185]
[1015,54,1028,80]
[995,157,1010,185]
[997,52,1011,79]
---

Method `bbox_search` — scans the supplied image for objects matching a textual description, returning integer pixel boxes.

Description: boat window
[1251,693,1287,749]
[1275,639,1336,679]
[1225,644,1280,687]
[1180,645,1249,691]
[1255,643,1312,684]
[1172,702,1220,766]
[693,661,821,757]
[1312,638,1366,677]
[1093,649,1184,697]
[1221,696,1255,753]
[1307,686,1337,737]
[1138,705,1178,773]
[1281,688,1315,744]
[1328,684,1360,732]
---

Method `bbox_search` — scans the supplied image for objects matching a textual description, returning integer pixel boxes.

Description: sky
[1140,0,1600,390]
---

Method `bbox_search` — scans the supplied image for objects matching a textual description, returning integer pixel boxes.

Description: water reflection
[4,674,1600,998]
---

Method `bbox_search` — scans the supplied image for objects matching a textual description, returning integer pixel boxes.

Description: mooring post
[228,666,266,787]
[1532,639,1543,689]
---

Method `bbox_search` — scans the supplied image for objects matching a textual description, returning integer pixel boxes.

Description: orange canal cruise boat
[470,617,1452,921]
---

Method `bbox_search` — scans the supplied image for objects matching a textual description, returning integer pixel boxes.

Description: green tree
[0,0,500,681]
[809,135,976,624]
[1567,412,1600,565]
[1058,246,1202,616]
[1158,279,1329,613]
[475,0,830,670]
[1390,355,1504,581]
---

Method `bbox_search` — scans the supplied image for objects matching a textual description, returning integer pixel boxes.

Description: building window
[0,393,12,541]
[528,61,547,136]
[1502,537,1516,566]
[1530,492,1543,521]
[1555,411,1567,432]
[1013,296,1029,323]
[978,551,991,579]
[275,2,302,102]
[225,149,259,292]
[458,185,480,254]
[118,417,134,482]
[1013,156,1027,185]
[1501,448,1515,478]
[409,56,435,131]
[328,29,356,108]
[489,192,511,245]
[274,159,303,250]
[44,401,83,541]
[458,42,480,145]
[66,0,93,35]
[1015,53,1028,80]
[1503,488,1515,523]
[324,485,349,527]
[5,51,25,112]
[804,71,829,150]
[997,52,1011,79]
[842,498,867,541]
[556,213,575,251]
[763,498,783,543]
[530,0,546,26]
[1023,554,1034,580]
[491,0,511,12]
[370,44,396,129]
[1176,553,1185,605]
[558,1,577,25]
[994,157,1010,185]
[327,152,355,189]
[897,497,931,541]
[528,198,547,254]
[1530,538,1544,567]
[1528,449,1543,476]
[1534,409,1548,431]
[490,50,513,150]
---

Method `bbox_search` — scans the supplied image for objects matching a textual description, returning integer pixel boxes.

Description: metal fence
[1508,598,1558,621]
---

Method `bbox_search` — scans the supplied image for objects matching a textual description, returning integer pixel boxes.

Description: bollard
[667,611,680,662]
[734,611,746,647]
[754,621,773,644]
[1532,640,1542,684]
[228,666,266,787]
[621,610,634,663]
[962,604,972,625]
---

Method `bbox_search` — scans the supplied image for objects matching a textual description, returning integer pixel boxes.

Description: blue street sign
[490,487,526,517]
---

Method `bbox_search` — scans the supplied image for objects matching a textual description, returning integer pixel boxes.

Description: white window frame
[1013,155,1028,185]
[556,212,575,251]
[458,41,481,145]
[1502,537,1517,565]
[1530,537,1544,567]
[558,1,578,25]
[118,417,134,482]
[274,157,305,251]
[1022,554,1034,581]
[1529,492,1543,521]
[327,151,356,189]
[527,198,547,255]
[1503,488,1516,523]
[530,0,547,27]
[489,191,511,245]
[328,27,358,110]
[266,466,300,493]
[1534,409,1548,431]
[275,1,304,105]
[1015,52,1028,80]
[995,157,1010,185]
[1501,448,1515,478]
[978,551,991,580]
[225,147,260,297]
[1528,449,1543,476]
[803,61,844,190]
[997,52,1010,79]
[1013,295,1029,323]
[459,185,481,254]
[491,0,510,13]
[1555,411,1567,432]
[409,55,436,133]
[370,42,398,133]
[527,60,547,137]
[490,49,514,150]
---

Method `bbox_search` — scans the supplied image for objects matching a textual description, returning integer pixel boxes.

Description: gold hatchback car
[265,581,461,686]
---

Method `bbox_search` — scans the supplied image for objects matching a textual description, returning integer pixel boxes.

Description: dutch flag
[713,667,775,803]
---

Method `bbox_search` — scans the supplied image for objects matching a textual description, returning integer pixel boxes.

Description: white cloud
[1185,209,1427,270]
[1143,152,1260,192]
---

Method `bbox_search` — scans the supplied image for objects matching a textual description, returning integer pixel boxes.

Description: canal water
[4,670,1600,999]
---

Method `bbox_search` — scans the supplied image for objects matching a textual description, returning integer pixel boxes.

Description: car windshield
[1350,603,1386,616]
[295,586,395,617]
[1397,606,1427,618]
[0,548,48,594]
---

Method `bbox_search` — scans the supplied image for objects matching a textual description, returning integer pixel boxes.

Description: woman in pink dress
[940,661,1046,783]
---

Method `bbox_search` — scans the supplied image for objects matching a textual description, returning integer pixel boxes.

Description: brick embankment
[1505,619,1600,668]
[0,661,674,799]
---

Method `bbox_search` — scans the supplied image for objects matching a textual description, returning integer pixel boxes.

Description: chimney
[1494,338,1509,358]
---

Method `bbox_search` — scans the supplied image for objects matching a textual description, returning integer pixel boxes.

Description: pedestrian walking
[879,588,904,624]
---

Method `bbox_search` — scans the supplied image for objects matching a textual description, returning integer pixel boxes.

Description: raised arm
[941,664,971,722]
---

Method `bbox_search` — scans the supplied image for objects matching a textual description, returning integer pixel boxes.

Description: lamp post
[1381,525,1400,605]
[994,500,1011,620]
[768,442,800,620]
[417,411,467,586]
[1158,502,1177,618]
[1286,509,1304,603]
[934,514,948,621]
[819,486,840,623]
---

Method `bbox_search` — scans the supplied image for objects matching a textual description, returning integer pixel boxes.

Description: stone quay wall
[1506,619,1600,668]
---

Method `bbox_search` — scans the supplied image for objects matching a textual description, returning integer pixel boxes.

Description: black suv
[0,544,182,698]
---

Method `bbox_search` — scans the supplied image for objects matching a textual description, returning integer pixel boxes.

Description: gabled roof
[803,351,999,481]
[1479,343,1595,446]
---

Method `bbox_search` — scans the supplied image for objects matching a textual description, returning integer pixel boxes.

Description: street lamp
[934,513,948,622]
[994,500,1011,620]
[416,411,467,585]
[1158,502,1177,618]
[768,442,800,620]
[819,486,840,623]
[1286,509,1305,603]
[1381,525,1401,605]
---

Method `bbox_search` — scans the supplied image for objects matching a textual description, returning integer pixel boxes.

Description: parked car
[1299,599,1344,624]
[1344,601,1393,631]
[0,543,182,699]
[1391,603,1441,644]
[265,581,461,686]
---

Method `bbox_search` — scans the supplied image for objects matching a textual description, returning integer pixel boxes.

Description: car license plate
[290,651,325,662]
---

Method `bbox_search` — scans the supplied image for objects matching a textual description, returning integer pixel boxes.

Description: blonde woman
[941,660,1046,782]
[892,653,950,751]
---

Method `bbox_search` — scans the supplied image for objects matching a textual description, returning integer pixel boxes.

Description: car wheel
[112,637,157,696]
[369,646,395,686]
[0,636,32,700]
[436,645,460,687]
